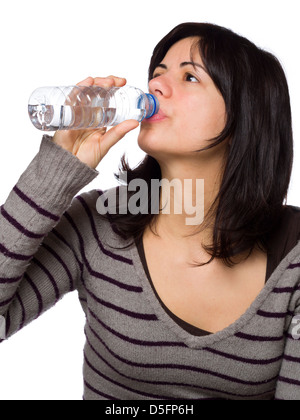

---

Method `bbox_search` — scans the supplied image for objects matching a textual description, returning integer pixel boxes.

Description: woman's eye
[185,73,199,83]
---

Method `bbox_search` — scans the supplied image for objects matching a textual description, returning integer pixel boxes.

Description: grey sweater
[0,135,300,400]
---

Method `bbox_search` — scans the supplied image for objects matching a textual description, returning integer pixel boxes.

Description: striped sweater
[0,135,300,400]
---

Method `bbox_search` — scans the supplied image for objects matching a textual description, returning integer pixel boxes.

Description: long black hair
[107,22,293,266]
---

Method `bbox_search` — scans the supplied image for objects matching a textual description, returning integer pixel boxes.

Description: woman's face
[138,37,227,161]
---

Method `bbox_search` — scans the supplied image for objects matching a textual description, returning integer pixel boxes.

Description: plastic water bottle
[28,85,159,131]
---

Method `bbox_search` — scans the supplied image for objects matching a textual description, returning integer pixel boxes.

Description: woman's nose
[148,75,172,98]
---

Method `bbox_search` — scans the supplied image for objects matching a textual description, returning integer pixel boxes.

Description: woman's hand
[53,76,139,169]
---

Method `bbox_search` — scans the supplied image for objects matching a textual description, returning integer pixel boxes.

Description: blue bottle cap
[145,94,159,118]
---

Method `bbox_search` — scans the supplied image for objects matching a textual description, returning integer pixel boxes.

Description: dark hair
[108,22,293,266]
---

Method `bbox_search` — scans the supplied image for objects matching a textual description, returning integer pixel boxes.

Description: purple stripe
[88,307,185,347]
[204,347,283,365]
[0,275,22,285]
[85,333,274,399]
[63,211,142,293]
[84,353,176,400]
[288,262,300,269]
[24,273,43,317]
[52,229,82,267]
[0,206,44,239]
[0,295,15,307]
[97,189,128,240]
[83,282,157,320]
[0,243,32,261]
[86,324,277,387]
[54,225,136,296]
[86,333,188,387]
[272,287,296,293]
[16,292,26,331]
[32,257,60,301]
[84,380,117,400]
[5,312,10,337]
[13,186,60,222]
[283,354,300,363]
[257,309,292,319]
[41,243,74,291]
[278,376,300,386]
[76,196,133,265]
[79,297,87,304]
[235,332,284,342]
[286,332,299,340]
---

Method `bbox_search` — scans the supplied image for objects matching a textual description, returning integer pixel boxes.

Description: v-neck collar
[130,238,300,349]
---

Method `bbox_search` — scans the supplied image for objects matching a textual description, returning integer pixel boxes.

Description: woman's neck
[154,154,223,240]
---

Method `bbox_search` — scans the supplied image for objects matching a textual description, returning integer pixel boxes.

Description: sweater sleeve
[275,302,300,400]
[0,135,98,340]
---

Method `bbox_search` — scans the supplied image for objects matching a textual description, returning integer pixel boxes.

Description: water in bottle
[28,85,159,131]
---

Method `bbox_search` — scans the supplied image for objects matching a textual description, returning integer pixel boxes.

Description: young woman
[0,22,299,400]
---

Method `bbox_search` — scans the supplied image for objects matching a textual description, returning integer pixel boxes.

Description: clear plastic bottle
[28,85,159,131]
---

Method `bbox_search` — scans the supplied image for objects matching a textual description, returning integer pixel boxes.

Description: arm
[0,136,98,339]
[0,76,138,340]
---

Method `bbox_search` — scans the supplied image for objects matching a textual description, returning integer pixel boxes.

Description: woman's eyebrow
[155,64,167,70]
[154,62,207,73]
[180,61,208,74]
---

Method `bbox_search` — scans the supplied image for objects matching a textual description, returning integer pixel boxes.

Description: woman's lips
[145,109,167,123]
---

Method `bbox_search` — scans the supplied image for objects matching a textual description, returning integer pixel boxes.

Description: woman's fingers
[93,76,127,88]
[76,76,94,86]
[75,75,126,88]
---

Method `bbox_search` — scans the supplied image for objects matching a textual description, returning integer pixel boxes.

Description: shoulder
[271,204,300,236]
[66,187,130,246]
[280,205,300,234]
[283,204,300,215]
[264,205,300,277]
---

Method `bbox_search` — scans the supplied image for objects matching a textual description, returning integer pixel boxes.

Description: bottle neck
[145,94,159,118]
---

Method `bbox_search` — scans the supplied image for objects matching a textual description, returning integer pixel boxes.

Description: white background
[0,0,299,400]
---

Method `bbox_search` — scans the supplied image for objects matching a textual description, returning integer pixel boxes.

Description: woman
[0,22,299,400]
